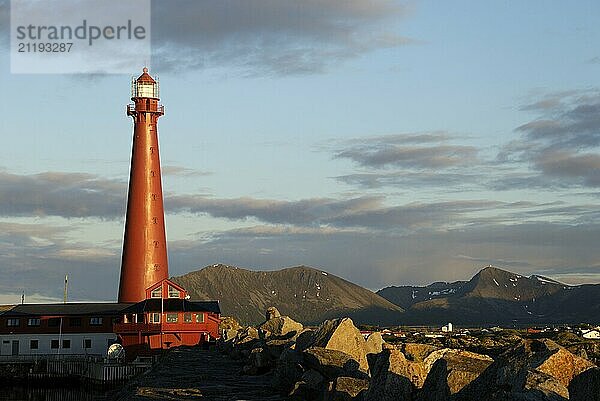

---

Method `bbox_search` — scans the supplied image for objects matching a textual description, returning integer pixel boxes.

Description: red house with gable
[114,279,220,355]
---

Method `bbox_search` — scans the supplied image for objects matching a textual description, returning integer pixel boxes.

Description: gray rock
[289,369,326,401]
[259,316,304,339]
[364,349,420,401]
[417,349,493,401]
[272,348,305,393]
[302,318,369,372]
[569,367,600,401]
[303,347,367,380]
[457,339,593,401]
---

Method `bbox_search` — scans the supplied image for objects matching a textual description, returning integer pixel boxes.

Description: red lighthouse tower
[118,68,169,303]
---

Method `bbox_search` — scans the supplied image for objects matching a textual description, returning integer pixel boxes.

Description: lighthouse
[118,67,169,303]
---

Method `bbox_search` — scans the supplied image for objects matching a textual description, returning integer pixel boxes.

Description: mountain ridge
[172,264,600,326]
[172,264,403,325]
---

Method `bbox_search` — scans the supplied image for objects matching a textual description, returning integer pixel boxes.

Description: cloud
[0,171,126,218]
[498,90,600,188]
[334,133,478,169]
[151,0,415,76]
[162,165,212,177]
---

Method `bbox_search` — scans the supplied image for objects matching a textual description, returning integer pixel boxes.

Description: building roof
[121,299,220,314]
[2,303,132,317]
[136,67,156,83]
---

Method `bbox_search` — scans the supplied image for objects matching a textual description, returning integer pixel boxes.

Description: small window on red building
[28,318,40,326]
[168,285,180,298]
[150,313,160,323]
[6,318,20,327]
[90,317,103,325]
[166,313,178,323]
[48,318,61,327]
[184,313,192,323]
[196,313,204,323]
[69,317,81,327]
[151,287,162,298]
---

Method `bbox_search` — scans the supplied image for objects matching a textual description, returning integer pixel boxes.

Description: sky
[0,0,600,302]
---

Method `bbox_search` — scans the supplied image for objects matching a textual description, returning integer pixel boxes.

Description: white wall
[0,333,117,357]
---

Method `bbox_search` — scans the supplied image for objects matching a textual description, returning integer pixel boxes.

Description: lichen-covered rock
[365,332,384,356]
[301,318,369,372]
[569,367,600,401]
[417,349,493,401]
[259,316,303,339]
[265,306,281,321]
[364,349,426,401]
[332,376,369,401]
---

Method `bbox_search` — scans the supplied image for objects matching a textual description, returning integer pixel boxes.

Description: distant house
[441,323,453,332]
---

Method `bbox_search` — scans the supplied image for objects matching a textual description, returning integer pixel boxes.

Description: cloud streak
[151,0,414,76]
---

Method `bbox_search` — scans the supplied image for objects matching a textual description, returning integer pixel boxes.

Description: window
[168,285,180,298]
[51,339,59,349]
[151,287,162,298]
[184,313,192,323]
[83,339,92,349]
[62,339,70,349]
[150,313,160,323]
[30,340,38,350]
[166,313,178,323]
[196,313,204,323]
[28,318,41,326]
[48,318,61,327]
[69,317,81,327]
[90,317,103,326]
[6,318,20,327]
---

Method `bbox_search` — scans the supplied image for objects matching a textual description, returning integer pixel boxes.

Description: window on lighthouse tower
[136,82,155,98]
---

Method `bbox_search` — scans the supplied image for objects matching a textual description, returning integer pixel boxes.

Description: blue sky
[1,0,600,302]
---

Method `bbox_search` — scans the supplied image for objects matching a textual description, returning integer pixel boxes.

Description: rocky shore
[217,307,600,401]
[109,308,600,400]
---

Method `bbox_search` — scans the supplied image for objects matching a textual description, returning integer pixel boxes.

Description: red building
[115,279,220,354]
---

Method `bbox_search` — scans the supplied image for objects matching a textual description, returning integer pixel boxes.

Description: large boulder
[259,316,303,339]
[569,367,600,401]
[303,347,368,380]
[364,349,427,401]
[458,339,594,401]
[299,318,369,372]
[417,349,493,401]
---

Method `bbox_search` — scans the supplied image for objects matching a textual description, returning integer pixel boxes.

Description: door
[11,340,19,356]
